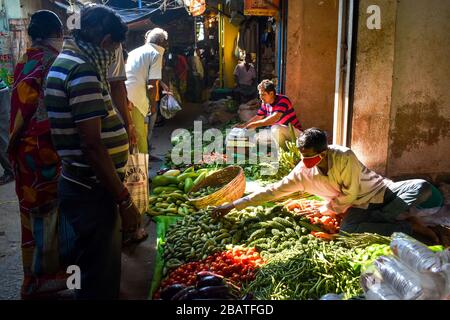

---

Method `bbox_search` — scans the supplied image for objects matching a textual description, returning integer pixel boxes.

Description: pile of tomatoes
[158,246,265,294]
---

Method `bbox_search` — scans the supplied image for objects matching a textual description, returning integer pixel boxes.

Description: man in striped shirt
[44,5,140,299]
[236,79,302,150]
[214,128,442,243]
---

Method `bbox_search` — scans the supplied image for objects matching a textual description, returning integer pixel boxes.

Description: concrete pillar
[351,0,450,182]
[285,0,339,135]
[350,0,398,175]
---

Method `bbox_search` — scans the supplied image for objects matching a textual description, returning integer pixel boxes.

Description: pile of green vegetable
[190,185,223,199]
[162,204,322,273]
[148,191,196,216]
[162,210,233,274]
[243,238,363,300]
[274,141,301,180]
[160,200,405,300]
[148,166,211,215]
[242,233,393,300]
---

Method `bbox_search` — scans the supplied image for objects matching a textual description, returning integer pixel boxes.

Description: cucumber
[268,221,285,230]
[273,217,294,228]
[248,229,266,242]
[184,177,194,193]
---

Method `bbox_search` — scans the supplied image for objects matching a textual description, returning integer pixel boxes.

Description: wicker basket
[188,166,246,209]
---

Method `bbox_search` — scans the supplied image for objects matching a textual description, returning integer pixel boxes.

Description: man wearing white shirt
[108,44,137,151]
[125,28,169,155]
[213,128,443,243]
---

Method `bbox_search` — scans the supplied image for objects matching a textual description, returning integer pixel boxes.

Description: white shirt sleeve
[148,51,163,81]
[108,44,127,82]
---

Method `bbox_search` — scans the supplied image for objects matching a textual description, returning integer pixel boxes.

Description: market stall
[144,122,450,301]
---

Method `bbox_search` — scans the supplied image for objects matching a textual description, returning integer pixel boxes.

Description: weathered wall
[285,0,338,134]
[387,0,450,182]
[351,0,397,174]
[351,0,450,182]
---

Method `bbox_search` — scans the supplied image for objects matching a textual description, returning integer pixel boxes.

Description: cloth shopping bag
[124,148,149,215]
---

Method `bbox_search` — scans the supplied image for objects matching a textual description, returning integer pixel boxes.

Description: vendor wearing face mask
[213,128,444,244]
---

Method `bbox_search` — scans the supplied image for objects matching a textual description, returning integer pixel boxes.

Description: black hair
[73,5,127,45]
[28,10,63,41]
[297,128,328,153]
[258,79,276,94]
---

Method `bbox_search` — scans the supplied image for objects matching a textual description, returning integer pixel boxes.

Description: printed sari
[9,42,72,299]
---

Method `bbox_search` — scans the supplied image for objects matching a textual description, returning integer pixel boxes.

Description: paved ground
[0,103,204,300]
[0,179,22,300]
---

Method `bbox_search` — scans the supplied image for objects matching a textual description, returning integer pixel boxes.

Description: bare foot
[409,217,440,244]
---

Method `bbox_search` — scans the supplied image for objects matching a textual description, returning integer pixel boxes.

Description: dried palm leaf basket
[188,166,246,209]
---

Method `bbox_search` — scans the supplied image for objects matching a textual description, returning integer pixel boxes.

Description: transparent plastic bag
[390,232,442,273]
[160,95,182,119]
[319,293,343,300]
[437,249,450,265]
[360,268,401,300]
[374,256,424,300]
[365,284,401,300]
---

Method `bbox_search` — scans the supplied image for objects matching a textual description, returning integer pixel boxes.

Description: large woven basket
[188,166,246,209]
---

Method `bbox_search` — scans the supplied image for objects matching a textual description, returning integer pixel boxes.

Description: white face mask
[46,38,63,52]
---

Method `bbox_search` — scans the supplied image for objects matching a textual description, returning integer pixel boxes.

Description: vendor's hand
[245,123,258,130]
[318,205,337,217]
[234,123,246,129]
[211,203,235,219]
[119,200,141,234]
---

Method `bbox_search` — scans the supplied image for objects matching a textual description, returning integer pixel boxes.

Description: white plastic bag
[160,94,182,119]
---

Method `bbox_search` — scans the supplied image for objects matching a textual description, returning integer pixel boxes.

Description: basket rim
[187,165,244,202]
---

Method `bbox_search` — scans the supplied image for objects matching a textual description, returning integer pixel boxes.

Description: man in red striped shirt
[236,79,303,150]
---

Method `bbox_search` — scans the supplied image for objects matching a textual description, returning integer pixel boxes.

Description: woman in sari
[8,10,70,299]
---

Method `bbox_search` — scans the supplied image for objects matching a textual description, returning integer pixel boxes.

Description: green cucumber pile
[190,185,223,199]
[161,201,402,300]
[148,191,196,216]
[149,166,212,216]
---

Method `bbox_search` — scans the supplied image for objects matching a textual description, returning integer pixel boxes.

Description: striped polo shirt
[257,95,302,130]
[44,39,129,179]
